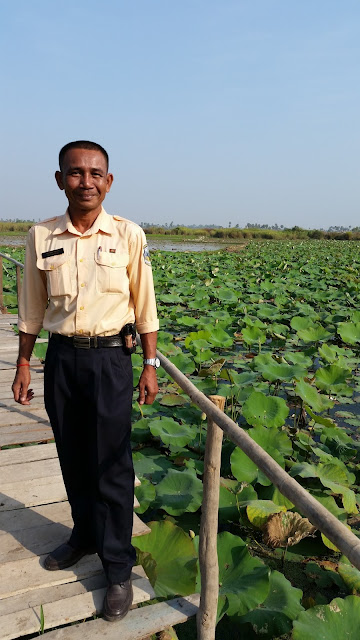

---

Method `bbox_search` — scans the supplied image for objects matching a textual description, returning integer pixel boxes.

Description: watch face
[155,357,161,368]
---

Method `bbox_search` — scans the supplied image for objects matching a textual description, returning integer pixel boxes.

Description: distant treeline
[0,221,34,233]
[141,224,360,241]
[1,220,360,241]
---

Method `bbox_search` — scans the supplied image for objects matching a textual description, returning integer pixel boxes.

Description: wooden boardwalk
[0,314,199,638]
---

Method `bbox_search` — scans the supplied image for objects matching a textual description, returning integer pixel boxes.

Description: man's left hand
[138,366,159,405]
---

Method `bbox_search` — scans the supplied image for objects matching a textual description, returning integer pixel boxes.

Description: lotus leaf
[315,364,352,391]
[214,286,239,303]
[297,324,332,343]
[290,462,358,514]
[295,379,334,412]
[176,315,198,327]
[252,353,306,382]
[198,358,226,377]
[159,394,188,406]
[242,391,289,428]
[242,326,266,346]
[338,559,360,592]
[219,480,257,523]
[263,511,316,547]
[256,303,282,320]
[134,520,197,597]
[231,425,292,487]
[150,417,197,448]
[155,468,203,515]
[134,479,156,514]
[290,316,313,331]
[337,321,360,345]
[168,353,196,374]
[131,417,152,443]
[217,532,270,619]
[304,406,336,427]
[235,571,304,639]
[33,342,48,361]
[292,596,360,640]
[205,326,233,348]
[283,351,313,367]
[246,500,286,528]
[133,448,173,483]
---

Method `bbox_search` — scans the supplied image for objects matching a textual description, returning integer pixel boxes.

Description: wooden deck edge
[0,577,156,640]
[34,593,200,640]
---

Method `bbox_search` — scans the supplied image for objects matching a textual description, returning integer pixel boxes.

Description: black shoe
[103,579,133,622]
[44,543,95,571]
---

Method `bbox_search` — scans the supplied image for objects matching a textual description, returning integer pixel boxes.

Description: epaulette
[113,216,123,221]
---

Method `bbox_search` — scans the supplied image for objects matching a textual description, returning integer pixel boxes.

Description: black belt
[51,333,123,349]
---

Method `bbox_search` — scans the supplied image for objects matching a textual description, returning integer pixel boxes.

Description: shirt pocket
[36,254,72,297]
[94,251,129,294]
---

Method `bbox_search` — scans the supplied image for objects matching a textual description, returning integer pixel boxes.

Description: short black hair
[59,140,109,171]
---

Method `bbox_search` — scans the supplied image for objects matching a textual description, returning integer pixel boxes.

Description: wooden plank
[0,578,155,640]
[0,443,57,466]
[0,370,43,384]
[0,501,71,534]
[0,427,53,448]
[0,565,146,615]
[0,474,67,511]
[41,594,200,640]
[0,552,104,599]
[0,385,44,401]
[0,476,139,511]
[0,397,45,412]
[0,410,50,426]
[0,457,61,483]
[0,513,149,563]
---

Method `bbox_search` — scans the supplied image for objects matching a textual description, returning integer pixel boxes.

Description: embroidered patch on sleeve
[143,244,151,266]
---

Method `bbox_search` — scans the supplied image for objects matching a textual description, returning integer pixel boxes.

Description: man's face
[55,148,113,215]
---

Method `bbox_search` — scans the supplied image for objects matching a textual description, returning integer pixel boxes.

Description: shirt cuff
[136,320,160,334]
[17,320,42,335]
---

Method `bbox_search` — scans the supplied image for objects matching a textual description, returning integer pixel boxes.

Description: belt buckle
[73,336,91,349]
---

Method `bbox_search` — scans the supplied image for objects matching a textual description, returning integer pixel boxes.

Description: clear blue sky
[1,1,360,228]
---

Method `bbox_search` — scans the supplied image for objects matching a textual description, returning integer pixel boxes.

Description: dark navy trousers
[44,337,136,583]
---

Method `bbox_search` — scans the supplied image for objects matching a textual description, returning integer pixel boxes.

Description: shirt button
[79,259,83,263]
[81,283,85,287]
[80,306,84,310]
[79,329,83,334]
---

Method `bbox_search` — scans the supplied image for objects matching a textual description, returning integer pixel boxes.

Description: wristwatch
[143,357,161,369]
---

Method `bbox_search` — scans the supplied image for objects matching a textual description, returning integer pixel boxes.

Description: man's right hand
[12,367,34,405]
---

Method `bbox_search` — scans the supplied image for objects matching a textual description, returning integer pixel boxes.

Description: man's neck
[68,207,102,234]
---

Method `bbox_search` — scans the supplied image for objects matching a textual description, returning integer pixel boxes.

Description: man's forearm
[140,331,158,359]
[17,330,38,363]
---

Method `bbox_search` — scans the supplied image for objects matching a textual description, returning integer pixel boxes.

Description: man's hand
[138,365,159,405]
[12,367,34,405]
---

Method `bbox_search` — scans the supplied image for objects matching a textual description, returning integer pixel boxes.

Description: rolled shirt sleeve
[18,227,48,335]
[128,227,159,334]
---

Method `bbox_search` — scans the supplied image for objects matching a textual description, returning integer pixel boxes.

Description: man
[12,141,160,622]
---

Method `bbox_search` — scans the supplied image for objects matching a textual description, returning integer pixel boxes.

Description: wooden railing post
[197,395,225,640]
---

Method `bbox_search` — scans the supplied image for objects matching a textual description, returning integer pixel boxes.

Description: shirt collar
[52,207,114,236]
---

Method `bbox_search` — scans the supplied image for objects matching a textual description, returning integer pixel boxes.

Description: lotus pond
[3,240,360,639]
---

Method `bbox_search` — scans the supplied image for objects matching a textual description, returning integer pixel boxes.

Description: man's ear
[55,171,64,190]
[106,173,114,193]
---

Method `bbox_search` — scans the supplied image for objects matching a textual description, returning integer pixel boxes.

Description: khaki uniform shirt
[18,208,159,337]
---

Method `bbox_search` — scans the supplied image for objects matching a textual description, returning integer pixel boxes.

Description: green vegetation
[3,239,360,638]
[0,221,34,233]
[142,224,360,241]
